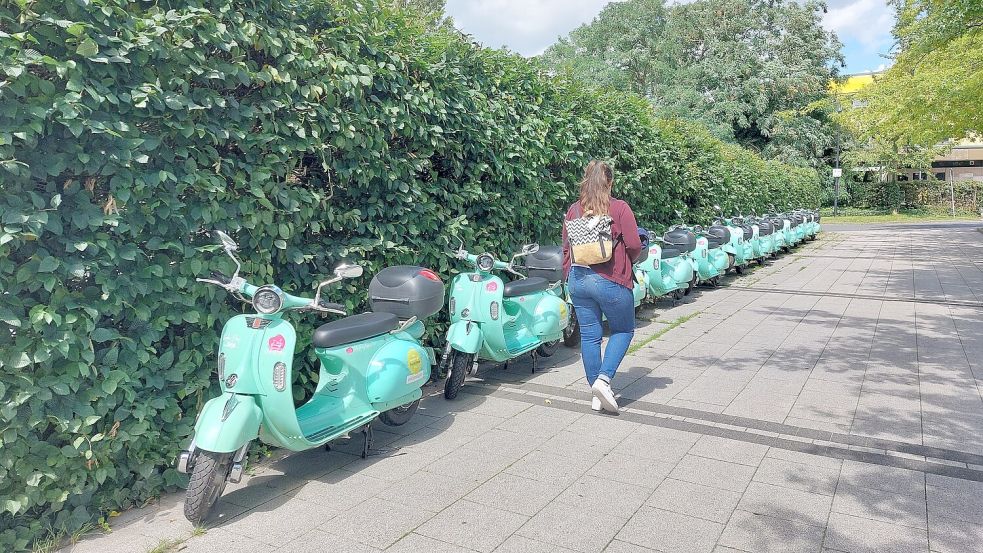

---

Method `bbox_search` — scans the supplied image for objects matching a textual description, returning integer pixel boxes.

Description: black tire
[563,310,581,347]
[735,264,745,275]
[184,450,233,525]
[444,351,473,400]
[379,399,420,427]
[727,253,736,271]
[537,340,559,357]
[671,288,685,301]
[685,275,697,296]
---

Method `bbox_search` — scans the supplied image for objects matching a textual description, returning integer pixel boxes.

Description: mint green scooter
[178,231,443,523]
[440,242,568,399]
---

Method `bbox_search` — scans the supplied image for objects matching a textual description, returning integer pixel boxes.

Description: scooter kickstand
[360,424,373,459]
[531,351,538,373]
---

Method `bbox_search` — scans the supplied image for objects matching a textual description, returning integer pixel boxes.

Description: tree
[848,0,982,144]
[539,0,843,167]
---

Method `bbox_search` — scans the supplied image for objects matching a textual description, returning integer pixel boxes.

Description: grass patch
[820,207,980,224]
[146,538,184,553]
[627,311,701,355]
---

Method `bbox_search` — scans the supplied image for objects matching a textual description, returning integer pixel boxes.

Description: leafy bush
[0,0,820,548]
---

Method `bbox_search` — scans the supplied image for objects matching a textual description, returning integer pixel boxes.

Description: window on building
[897,174,908,181]
[935,172,946,181]
[912,173,920,180]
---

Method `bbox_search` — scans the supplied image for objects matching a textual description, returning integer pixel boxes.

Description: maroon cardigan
[561,199,643,289]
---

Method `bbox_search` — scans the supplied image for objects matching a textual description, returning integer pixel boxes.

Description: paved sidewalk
[63,223,983,553]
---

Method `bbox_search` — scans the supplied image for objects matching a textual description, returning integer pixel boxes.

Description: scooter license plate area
[218,315,296,396]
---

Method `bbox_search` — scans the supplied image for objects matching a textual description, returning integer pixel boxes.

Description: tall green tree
[848,0,982,144]
[540,0,843,167]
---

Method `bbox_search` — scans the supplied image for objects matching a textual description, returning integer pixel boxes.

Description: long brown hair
[579,160,614,216]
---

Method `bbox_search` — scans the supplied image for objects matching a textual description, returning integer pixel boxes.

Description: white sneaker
[591,378,619,413]
[591,396,602,411]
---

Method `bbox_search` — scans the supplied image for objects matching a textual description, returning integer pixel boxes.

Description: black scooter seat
[707,237,726,249]
[504,277,549,297]
[661,248,682,259]
[313,312,399,349]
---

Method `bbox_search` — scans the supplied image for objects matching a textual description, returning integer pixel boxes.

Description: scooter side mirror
[522,243,540,255]
[334,263,364,279]
[214,230,238,252]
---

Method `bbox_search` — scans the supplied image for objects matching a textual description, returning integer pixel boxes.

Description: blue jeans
[568,266,635,386]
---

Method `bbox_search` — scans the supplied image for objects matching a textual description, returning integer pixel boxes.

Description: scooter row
[177,208,819,522]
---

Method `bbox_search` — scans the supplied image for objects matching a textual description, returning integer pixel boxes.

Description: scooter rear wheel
[563,310,581,347]
[444,351,473,400]
[184,450,232,524]
[379,399,420,427]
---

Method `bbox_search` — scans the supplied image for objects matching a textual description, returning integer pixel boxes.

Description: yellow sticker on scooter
[559,303,568,319]
[407,349,422,375]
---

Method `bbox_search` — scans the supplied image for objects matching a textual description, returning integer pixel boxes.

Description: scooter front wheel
[444,351,474,400]
[184,450,233,524]
[379,399,420,427]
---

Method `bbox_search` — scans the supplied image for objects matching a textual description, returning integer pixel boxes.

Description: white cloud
[445,0,614,56]
[822,0,894,48]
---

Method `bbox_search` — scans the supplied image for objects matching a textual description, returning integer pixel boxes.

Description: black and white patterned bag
[565,204,615,265]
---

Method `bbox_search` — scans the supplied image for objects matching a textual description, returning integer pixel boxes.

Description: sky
[444,0,895,75]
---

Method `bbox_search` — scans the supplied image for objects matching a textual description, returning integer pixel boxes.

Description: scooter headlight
[253,285,284,314]
[476,253,495,272]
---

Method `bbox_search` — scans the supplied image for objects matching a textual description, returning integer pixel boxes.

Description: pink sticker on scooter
[486,282,498,292]
[268,335,286,352]
[346,347,354,354]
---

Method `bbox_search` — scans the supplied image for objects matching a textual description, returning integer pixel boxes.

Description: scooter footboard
[193,393,262,454]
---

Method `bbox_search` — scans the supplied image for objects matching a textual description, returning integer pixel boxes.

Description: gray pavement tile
[717,510,825,553]
[465,473,565,517]
[425,447,516,484]
[179,528,273,553]
[603,540,659,552]
[926,480,983,526]
[666,398,727,413]
[928,514,983,553]
[279,528,382,552]
[389,423,477,458]
[646,477,743,523]
[824,512,930,553]
[754,456,840,495]
[465,395,534,418]
[689,435,770,467]
[218,496,338,547]
[376,468,480,512]
[386,532,472,552]
[340,450,441,483]
[62,531,161,553]
[554,475,651,519]
[565,412,641,441]
[668,454,756,493]
[765,448,844,470]
[496,405,583,437]
[611,434,694,464]
[537,430,622,463]
[616,506,723,553]
[290,470,391,510]
[325,497,435,549]
[505,450,596,487]
[463,428,548,460]
[493,535,578,552]
[416,499,529,553]
[838,460,925,495]
[833,482,927,530]
[518,501,629,553]
[586,453,675,489]
[738,481,832,525]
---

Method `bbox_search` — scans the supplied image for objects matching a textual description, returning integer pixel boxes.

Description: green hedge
[0,0,820,548]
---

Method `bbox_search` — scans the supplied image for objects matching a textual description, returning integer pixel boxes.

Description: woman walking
[562,160,642,413]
